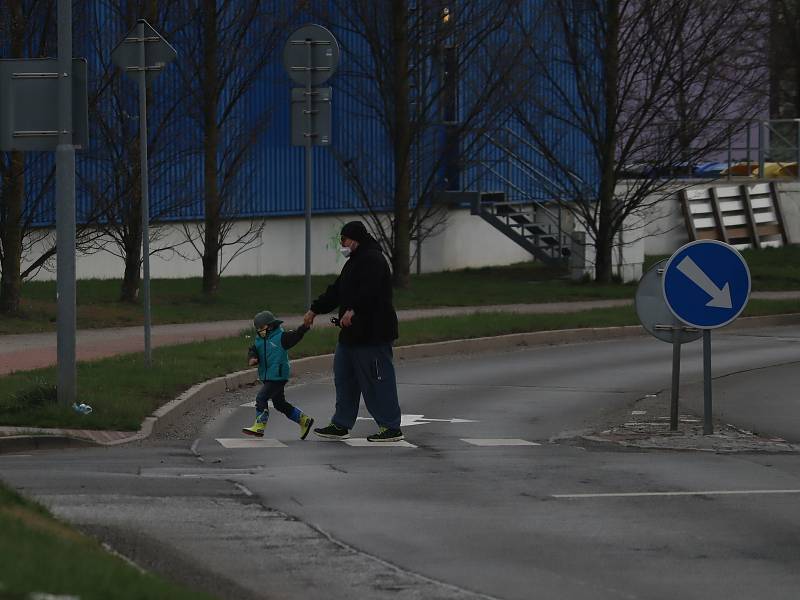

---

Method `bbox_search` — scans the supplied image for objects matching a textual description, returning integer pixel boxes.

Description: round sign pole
[670,332,681,430]
[703,330,713,434]
[662,240,751,435]
[635,260,701,431]
[283,24,340,309]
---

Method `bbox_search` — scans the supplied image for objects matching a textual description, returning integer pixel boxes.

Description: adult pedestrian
[304,220,403,442]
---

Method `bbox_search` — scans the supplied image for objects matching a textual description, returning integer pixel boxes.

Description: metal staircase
[468,192,567,263]
[460,127,573,263]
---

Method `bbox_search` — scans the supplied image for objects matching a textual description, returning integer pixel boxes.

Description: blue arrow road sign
[662,240,751,329]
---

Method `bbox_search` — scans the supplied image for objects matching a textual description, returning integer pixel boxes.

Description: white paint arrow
[676,256,732,309]
[416,418,478,423]
[357,414,479,427]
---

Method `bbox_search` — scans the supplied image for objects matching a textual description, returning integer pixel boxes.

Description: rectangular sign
[291,86,331,146]
[0,58,89,151]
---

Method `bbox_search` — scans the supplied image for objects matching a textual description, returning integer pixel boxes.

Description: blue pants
[255,380,302,424]
[332,343,401,430]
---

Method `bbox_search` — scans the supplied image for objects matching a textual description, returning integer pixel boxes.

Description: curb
[2,313,799,453]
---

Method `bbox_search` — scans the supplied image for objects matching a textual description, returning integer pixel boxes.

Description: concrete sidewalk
[2,291,798,376]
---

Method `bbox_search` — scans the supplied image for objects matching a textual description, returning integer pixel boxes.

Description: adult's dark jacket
[310,238,398,346]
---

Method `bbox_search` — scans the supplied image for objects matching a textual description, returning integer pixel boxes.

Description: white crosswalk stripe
[344,438,417,448]
[461,438,541,446]
[216,438,287,448]
[215,437,539,448]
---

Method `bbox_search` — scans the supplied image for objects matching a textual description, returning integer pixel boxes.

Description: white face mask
[339,246,352,258]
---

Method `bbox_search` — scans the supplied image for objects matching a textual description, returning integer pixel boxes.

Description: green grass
[645,245,800,290]
[0,481,217,600]
[2,298,798,431]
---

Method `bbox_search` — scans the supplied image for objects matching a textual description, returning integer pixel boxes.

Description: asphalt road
[3,326,800,599]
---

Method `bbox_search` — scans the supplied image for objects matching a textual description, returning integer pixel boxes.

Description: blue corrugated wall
[9,0,595,227]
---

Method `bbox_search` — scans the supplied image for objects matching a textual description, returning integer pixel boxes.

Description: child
[242,310,315,439]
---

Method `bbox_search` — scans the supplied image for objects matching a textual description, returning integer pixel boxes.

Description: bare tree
[171,1,303,295]
[77,0,195,302]
[0,0,57,314]
[504,0,767,282]
[315,0,521,287]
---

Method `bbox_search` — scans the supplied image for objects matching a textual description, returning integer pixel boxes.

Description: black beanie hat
[340,220,370,243]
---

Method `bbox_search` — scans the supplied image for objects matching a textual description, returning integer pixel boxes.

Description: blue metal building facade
[13,1,595,228]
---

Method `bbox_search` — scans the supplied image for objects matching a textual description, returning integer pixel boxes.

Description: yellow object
[755,162,798,178]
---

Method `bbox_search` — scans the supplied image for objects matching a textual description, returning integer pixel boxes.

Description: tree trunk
[0,152,24,314]
[0,0,26,314]
[120,237,142,303]
[595,0,620,283]
[201,0,220,295]
[391,0,411,288]
[120,169,143,303]
[118,0,157,303]
[594,186,615,283]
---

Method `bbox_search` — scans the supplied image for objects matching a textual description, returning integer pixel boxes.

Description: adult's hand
[341,309,355,328]
[303,310,316,328]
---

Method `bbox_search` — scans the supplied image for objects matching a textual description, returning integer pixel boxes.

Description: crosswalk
[215,437,540,449]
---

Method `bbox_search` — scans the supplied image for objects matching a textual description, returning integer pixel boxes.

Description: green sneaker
[299,414,315,440]
[242,421,266,437]
[367,427,404,442]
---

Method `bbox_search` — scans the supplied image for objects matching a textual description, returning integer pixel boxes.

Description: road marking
[344,438,417,448]
[234,483,254,496]
[461,438,540,446]
[216,438,287,448]
[553,489,800,499]
[357,414,478,427]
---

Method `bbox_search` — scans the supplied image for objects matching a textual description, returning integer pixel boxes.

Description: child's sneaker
[299,414,315,440]
[366,427,404,442]
[242,421,266,437]
[313,423,350,440]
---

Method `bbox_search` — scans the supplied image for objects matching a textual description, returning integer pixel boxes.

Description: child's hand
[248,358,258,366]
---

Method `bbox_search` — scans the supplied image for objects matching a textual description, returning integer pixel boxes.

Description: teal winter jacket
[248,324,309,382]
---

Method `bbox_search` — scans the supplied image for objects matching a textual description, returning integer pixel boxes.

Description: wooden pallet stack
[679,182,788,249]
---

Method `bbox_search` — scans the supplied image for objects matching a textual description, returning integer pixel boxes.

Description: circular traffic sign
[662,240,751,329]
[635,260,702,343]
[283,24,340,86]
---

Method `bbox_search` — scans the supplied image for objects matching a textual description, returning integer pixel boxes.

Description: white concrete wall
[569,214,645,283]
[22,208,536,281]
[637,184,691,256]
[639,179,800,256]
[777,181,800,245]
[416,209,532,272]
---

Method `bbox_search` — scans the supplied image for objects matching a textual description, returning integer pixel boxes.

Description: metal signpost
[283,24,340,309]
[0,1,89,407]
[111,20,176,367]
[635,260,701,430]
[56,0,76,407]
[662,240,752,434]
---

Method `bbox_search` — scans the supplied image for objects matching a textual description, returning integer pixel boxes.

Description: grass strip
[1,261,630,335]
[1,298,798,431]
[0,481,216,600]
[5,244,800,337]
